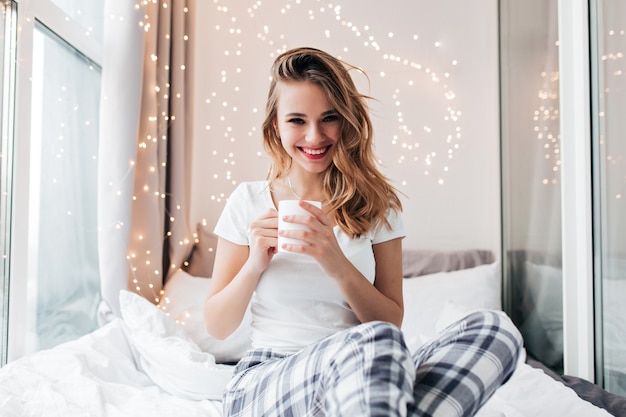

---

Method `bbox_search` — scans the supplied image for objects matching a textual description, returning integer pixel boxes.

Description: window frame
[557,0,595,380]
[1,0,18,366]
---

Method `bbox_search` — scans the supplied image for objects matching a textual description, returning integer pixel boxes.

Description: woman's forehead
[275,81,333,115]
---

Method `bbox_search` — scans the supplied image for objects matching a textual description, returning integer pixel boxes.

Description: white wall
[191,0,500,253]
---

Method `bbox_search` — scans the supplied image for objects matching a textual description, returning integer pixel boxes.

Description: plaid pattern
[409,311,522,417]
[223,311,522,417]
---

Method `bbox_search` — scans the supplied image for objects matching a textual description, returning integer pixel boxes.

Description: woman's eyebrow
[283,110,337,118]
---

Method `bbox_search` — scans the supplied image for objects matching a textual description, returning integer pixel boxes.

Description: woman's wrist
[240,259,266,284]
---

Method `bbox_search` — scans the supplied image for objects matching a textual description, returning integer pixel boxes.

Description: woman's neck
[286,172,325,202]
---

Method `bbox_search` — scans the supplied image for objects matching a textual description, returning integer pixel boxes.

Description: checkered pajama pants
[222,310,523,417]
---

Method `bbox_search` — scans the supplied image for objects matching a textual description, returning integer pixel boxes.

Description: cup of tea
[277,200,322,252]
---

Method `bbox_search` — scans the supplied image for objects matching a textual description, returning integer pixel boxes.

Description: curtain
[98,0,195,320]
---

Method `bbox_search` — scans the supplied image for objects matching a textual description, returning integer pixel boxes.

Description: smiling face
[274,80,341,176]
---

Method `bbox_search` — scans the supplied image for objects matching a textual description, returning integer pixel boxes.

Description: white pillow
[401,262,501,352]
[119,290,234,400]
[160,264,500,361]
[159,269,253,363]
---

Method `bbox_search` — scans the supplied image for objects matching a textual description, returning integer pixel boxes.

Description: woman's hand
[278,201,348,277]
[247,208,279,273]
[279,201,404,326]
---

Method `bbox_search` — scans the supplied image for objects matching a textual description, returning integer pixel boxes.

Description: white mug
[278,200,322,252]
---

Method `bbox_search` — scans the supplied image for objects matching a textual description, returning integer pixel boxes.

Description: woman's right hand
[246,208,279,273]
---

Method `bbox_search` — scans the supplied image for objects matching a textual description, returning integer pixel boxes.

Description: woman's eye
[323,114,339,122]
[287,118,305,124]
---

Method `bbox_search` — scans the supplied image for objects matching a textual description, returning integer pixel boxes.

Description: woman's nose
[305,123,323,143]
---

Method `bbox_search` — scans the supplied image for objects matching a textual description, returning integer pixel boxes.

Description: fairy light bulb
[128,0,485,302]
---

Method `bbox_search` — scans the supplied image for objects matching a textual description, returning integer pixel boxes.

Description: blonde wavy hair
[262,47,402,238]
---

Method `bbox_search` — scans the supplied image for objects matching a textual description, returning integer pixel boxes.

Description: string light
[118,1,195,302]
[600,27,625,201]
[201,0,465,213]
[126,0,465,299]
[534,67,561,186]
[126,1,625,304]
[534,26,625,190]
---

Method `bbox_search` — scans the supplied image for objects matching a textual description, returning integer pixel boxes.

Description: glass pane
[49,0,104,43]
[593,0,626,397]
[29,23,101,351]
[500,0,564,373]
[0,0,16,365]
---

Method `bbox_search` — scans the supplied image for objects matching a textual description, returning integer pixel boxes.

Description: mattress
[0,264,615,417]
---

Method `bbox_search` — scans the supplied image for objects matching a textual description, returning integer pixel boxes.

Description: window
[3,0,104,363]
[500,0,564,374]
[591,0,626,396]
[28,22,102,351]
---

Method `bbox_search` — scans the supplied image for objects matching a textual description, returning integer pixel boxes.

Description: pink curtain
[98,0,195,320]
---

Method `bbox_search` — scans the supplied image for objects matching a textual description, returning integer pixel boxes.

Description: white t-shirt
[214,180,405,353]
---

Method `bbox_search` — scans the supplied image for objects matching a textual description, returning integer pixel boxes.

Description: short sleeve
[213,181,274,246]
[213,184,251,246]
[371,209,405,245]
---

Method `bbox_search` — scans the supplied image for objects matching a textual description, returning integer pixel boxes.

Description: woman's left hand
[278,200,348,277]
[280,200,405,327]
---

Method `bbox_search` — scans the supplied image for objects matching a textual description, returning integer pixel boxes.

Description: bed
[0,249,622,417]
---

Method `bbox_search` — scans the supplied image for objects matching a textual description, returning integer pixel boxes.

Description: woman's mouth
[299,146,330,159]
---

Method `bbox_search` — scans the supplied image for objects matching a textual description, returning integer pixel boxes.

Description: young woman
[204,47,523,417]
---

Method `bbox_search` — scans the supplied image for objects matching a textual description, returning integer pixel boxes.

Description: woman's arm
[203,238,255,339]
[204,209,279,339]
[331,237,404,327]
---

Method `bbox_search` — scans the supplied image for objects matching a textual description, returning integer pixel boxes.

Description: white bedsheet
[0,316,611,417]
[0,320,223,417]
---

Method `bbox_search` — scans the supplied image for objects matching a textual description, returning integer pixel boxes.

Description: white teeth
[302,147,327,155]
